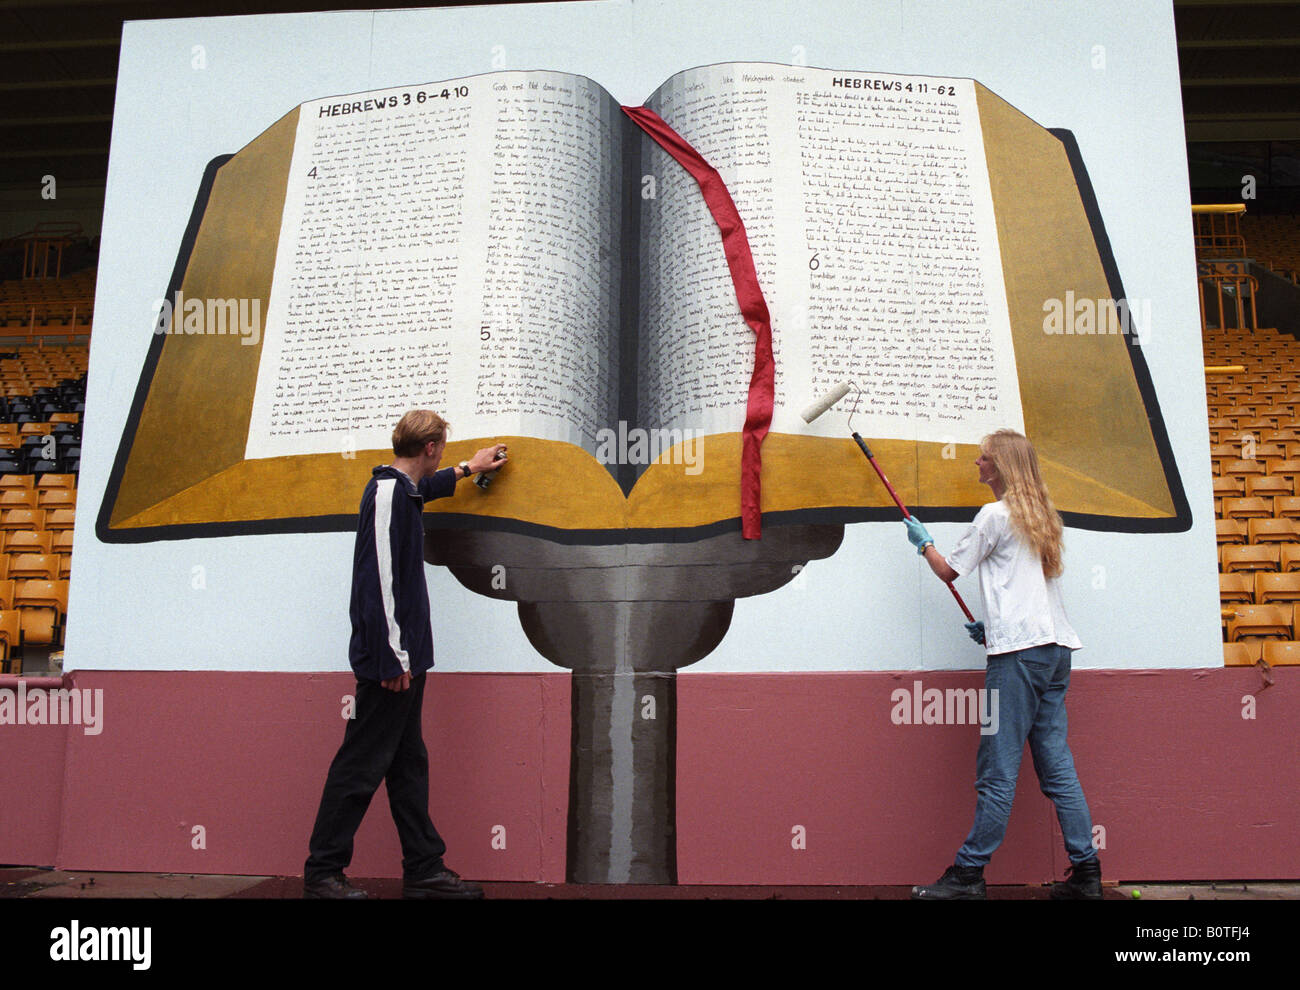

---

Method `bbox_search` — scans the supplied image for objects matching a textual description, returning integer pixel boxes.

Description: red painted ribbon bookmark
[621,104,775,540]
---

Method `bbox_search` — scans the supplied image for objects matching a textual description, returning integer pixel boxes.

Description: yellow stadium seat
[1255,405,1295,421]
[1221,496,1273,520]
[1223,641,1263,666]
[1260,641,1300,666]
[1225,604,1293,641]
[36,488,73,510]
[1256,572,1300,604]
[1246,474,1294,498]
[45,508,75,532]
[36,473,75,490]
[0,508,45,532]
[1247,518,1299,544]
[1280,544,1300,573]
[0,488,38,510]
[1213,476,1245,500]
[1221,458,1267,479]
[1222,544,1280,572]
[1274,496,1300,520]
[14,579,68,624]
[1220,572,1254,604]
[1266,458,1300,480]
[1217,518,1247,543]
[19,607,57,648]
[1249,443,1288,461]
[9,554,57,581]
[3,530,52,555]
[1238,417,1278,434]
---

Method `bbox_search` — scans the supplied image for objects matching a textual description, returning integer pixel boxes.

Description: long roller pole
[851,432,975,622]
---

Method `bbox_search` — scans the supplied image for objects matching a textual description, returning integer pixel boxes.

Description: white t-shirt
[944,500,1082,655]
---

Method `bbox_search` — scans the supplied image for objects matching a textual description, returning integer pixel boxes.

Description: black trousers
[304,672,447,882]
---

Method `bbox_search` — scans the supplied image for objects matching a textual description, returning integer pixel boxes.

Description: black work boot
[1050,856,1103,900]
[303,874,369,900]
[402,866,485,900]
[911,864,986,900]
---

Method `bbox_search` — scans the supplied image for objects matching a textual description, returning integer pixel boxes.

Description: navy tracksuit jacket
[348,464,456,682]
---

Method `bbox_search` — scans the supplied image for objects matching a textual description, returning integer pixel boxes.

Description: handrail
[1198,272,1258,332]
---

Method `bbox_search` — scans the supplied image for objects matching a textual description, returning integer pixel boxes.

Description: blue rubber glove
[965,621,986,645]
[904,516,934,555]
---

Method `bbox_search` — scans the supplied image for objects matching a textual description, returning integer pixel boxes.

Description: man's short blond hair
[392,410,448,457]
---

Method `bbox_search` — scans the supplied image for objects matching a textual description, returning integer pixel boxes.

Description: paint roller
[802,381,975,623]
[798,382,853,424]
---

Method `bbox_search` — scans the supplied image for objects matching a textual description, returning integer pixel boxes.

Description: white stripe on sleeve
[374,478,411,674]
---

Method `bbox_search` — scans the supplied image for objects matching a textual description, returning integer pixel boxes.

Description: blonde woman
[903,429,1100,900]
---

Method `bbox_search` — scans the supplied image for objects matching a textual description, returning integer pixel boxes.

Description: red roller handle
[852,433,975,623]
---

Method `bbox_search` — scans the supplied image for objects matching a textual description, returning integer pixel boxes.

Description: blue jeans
[954,643,1097,868]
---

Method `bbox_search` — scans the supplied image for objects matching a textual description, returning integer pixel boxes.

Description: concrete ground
[3,867,1296,899]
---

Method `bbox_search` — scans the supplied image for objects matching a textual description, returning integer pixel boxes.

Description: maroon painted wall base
[1,667,1293,884]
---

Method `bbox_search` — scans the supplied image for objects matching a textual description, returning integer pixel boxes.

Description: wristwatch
[458,461,471,480]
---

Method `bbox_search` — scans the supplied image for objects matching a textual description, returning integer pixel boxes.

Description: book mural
[96,63,1189,882]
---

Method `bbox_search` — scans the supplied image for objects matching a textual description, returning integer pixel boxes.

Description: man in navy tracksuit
[304,409,506,899]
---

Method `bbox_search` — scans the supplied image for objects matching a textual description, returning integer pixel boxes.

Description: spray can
[475,448,508,489]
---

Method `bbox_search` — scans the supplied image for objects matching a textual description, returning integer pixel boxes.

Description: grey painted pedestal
[426,524,842,883]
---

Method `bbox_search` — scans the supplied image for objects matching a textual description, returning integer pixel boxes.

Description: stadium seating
[0,274,87,668]
[1205,214,1300,663]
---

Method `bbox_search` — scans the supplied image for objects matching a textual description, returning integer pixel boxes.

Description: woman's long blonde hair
[982,429,1064,578]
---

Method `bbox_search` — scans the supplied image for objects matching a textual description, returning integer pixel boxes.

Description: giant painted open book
[98,62,1189,544]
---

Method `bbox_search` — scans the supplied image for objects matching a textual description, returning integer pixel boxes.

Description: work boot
[402,866,485,900]
[1050,856,1103,900]
[911,864,986,900]
[303,874,369,900]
